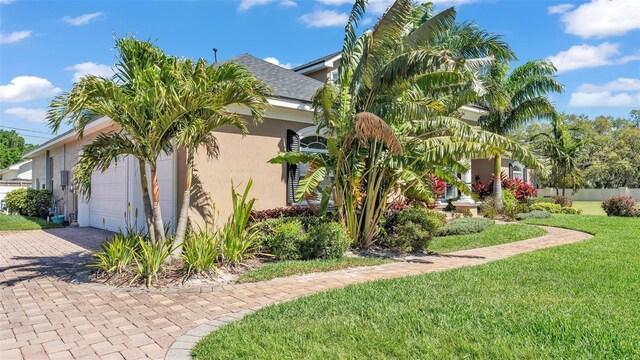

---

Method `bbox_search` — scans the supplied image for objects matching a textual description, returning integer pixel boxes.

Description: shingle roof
[292,51,341,72]
[224,54,324,103]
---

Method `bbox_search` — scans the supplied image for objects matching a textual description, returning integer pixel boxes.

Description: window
[510,161,526,181]
[330,70,339,83]
[298,135,330,202]
[293,127,331,205]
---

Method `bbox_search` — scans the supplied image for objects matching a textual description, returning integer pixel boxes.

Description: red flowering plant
[472,172,537,202]
[428,174,446,198]
[472,175,492,199]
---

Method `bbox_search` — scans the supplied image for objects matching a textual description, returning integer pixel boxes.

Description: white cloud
[569,91,640,107]
[63,12,103,26]
[569,77,640,107]
[578,78,640,92]
[238,0,273,11]
[548,42,640,73]
[0,30,32,44]
[280,0,297,7]
[552,0,640,38]
[264,57,293,69]
[300,9,349,27]
[3,107,47,123]
[0,76,62,103]
[65,62,114,82]
[367,0,395,14]
[0,0,15,4]
[548,4,574,14]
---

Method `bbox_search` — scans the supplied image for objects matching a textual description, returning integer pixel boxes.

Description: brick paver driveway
[0,226,591,359]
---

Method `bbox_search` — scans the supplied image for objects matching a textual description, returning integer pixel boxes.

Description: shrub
[132,237,175,287]
[479,197,498,219]
[552,195,573,207]
[530,202,562,213]
[516,210,551,220]
[383,207,446,252]
[266,220,306,260]
[386,222,429,253]
[303,222,351,259]
[560,206,582,215]
[601,196,639,217]
[502,190,529,220]
[182,227,221,278]
[472,172,537,201]
[250,206,314,222]
[4,188,28,215]
[5,188,52,217]
[90,231,142,273]
[436,217,494,236]
[26,189,53,218]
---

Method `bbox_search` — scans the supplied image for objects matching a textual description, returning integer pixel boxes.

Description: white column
[458,158,475,204]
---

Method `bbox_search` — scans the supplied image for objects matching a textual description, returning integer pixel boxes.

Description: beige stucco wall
[472,158,535,185]
[181,116,309,227]
[29,130,103,218]
[300,59,340,82]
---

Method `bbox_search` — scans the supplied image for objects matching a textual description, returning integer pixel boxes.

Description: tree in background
[0,130,36,169]
[478,60,563,209]
[570,111,640,188]
[517,110,640,189]
[530,115,583,195]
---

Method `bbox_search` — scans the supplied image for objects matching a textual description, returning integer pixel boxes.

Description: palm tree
[271,0,545,247]
[47,37,183,243]
[479,60,563,208]
[531,115,582,195]
[171,59,269,252]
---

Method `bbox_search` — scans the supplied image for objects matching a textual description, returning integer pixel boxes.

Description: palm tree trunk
[172,149,193,256]
[150,163,165,243]
[138,159,156,243]
[493,153,503,210]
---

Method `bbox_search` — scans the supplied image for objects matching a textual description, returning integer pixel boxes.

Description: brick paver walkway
[0,225,591,359]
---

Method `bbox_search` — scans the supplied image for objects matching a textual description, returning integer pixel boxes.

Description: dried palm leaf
[354,112,403,155]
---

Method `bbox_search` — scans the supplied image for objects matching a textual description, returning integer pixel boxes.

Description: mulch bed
[89,257,274,288]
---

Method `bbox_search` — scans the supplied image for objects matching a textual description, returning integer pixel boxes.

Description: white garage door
[89,158,128,232]
[85,154,176,234]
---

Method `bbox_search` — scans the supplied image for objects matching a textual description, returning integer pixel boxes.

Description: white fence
[537,187,640,201]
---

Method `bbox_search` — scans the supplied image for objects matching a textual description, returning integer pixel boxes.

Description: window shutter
[523,166,528,182]
[286,130,300,205]
[508,164,513,179]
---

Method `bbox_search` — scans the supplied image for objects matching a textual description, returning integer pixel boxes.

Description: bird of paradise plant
[273,0,546,248]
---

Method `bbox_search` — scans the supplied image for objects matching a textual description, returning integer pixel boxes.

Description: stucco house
[24,52,533,231]
[0,160,32,212]
[0,160,32,181]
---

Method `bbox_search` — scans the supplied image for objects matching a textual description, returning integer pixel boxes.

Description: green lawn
[193,215,640,359]
[0,214,61,230]
[429,223,546,253]
[239,257,393,283]
[573,201,606,216]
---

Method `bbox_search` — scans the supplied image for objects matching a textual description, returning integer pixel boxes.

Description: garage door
[86,154,175,234]
[88,158,128,232]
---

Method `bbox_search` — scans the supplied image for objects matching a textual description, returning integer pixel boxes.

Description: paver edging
[164,224,592,360]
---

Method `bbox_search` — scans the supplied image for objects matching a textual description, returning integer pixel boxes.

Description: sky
[1,0,639,145]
